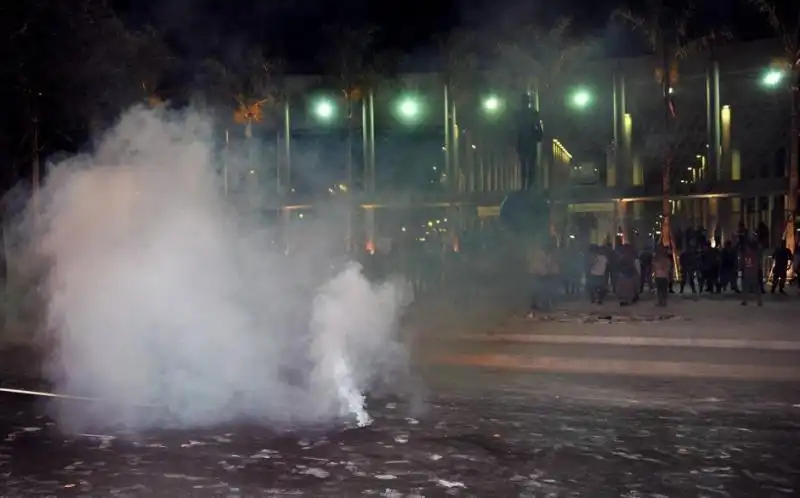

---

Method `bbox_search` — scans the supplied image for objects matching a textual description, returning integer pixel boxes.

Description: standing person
[740,240,763,306]
[719,240,740,293]
[794,242,800,291]
[771,241,792,295]
[616,245,640,306]
[527,239,551,315]
[587,244,609,304]
[653,246,671,306]
[561,243,582,295]
[679,247,697,294]
[545,239,561,307]
[639,247,653,294]
[700,242,722,293]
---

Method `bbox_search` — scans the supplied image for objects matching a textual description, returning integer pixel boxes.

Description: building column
[616,200,630,245]
[364,207,376,255]
[706,59,722,181]
[721,105,732,181]
[612,70,628,186]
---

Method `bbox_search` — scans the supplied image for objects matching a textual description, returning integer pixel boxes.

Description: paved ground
[1,289,798,496]
[1,369,798,496]
[420,292,800,382]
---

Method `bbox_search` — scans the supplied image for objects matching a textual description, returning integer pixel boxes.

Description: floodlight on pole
[569,87,593,109]
[761,69,785,88]
[482,95,502,114]
[393,94,425,125]
[313,98,335,121]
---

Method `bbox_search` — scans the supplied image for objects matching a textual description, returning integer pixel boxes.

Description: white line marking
[469,334,800,351]
[437,354,800,381]
[0,387,158,407]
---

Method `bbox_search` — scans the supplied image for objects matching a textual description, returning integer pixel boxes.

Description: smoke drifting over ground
[26,107,411,433]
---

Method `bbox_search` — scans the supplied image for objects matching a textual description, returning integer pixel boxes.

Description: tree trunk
[346,99,354,188]
[32,118,40,225]
[786,76,798,251]
[223,128,229,197]
[660,48,672,249]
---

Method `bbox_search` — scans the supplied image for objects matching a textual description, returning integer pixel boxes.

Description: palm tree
[201,52,284,195]
[126,26,173,108]
[497,17,589,106]
[613,1,730,249]
[320,25,391,193]
[749,0,800,250]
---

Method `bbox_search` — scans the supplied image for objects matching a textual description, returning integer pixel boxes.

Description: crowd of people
[528,226,800,312]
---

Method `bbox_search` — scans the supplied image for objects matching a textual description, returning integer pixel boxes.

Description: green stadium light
[482,95,503,114]
[761,69,785,88]
[569,87,593,109]
[312,98,336,121]
[394,94,424,124]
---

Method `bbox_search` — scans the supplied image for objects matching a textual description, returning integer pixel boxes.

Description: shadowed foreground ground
[1,287,799,495]
[1,368,798,496]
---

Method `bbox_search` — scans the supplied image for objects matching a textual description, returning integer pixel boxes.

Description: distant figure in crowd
[587,244,609,305]
[615,244,640,306]
[740,240,763,306]
[639,247,653,293]
[771,241,792,295]
[561,243,583,295]
[698,241,721,293]
[652,246,672,306]
[719,240,740,293]
[527,239,552,314]
[603,241,617,293]
[794,242,800,289]
[679,246,697,294]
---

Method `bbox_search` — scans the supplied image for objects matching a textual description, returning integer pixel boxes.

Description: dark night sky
[111,0,774,71]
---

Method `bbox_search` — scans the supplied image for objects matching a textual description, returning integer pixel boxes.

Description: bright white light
[399,99,419,117]
[314,100,335,120]
[571,89,592,108]
[762,70,784,87]
[483,96,501,113]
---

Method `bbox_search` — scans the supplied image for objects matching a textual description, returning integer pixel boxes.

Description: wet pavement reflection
[1,372,798,496]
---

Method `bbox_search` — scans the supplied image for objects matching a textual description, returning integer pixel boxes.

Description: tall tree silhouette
[749,0,800,249]
[614,1,730,248]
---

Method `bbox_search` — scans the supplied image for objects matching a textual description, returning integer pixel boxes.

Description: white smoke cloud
[26,106,411,433]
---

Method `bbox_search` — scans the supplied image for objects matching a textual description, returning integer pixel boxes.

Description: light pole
[482,95,503,115]
[312,97,336,122]
[393,94,424,125]
[479,94,505,189]
[569,87,594,110]
[761,69,785,88]
[762,67,797,249]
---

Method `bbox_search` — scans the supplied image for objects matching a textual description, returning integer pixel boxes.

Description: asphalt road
[1,368,798,497]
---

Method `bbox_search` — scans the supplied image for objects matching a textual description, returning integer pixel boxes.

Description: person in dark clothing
[639,248,653,293]
[602,242,617,293]
[515,93,544,191]
[666,246,676,293]
[719,240,740,293]
[757,222,770,250]
[616,245,640,306]
[736,222,748,250]
[740,241,763,306]
[586,244,610,304]
[653,246,671,306]
[679,248,697,294]
[699,244,721,293]
[771,242,792,295]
